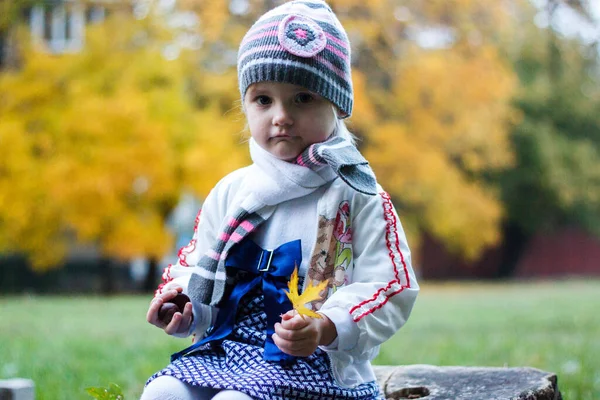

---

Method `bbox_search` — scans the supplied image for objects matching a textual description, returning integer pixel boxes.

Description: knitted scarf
[188,135,377,307]
[296,135,377,196]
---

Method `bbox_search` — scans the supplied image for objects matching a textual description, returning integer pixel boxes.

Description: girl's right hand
[146,287,193,336]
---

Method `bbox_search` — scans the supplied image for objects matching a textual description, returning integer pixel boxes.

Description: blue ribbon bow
[171,239,301,363]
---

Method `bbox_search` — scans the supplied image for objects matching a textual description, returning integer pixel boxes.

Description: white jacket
[158,166,419,388]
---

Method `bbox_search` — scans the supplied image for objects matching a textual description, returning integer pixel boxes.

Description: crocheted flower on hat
[278,14,326,58]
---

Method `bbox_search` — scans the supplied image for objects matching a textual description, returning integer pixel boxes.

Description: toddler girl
[142,1,419,399]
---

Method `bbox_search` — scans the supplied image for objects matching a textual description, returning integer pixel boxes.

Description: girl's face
[244,82,337,161]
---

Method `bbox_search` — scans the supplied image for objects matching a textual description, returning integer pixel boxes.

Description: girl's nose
[272,104,293,126]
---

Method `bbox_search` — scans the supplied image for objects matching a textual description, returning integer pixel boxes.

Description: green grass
[1,280,598,399]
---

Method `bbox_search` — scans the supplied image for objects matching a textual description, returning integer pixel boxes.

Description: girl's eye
[255,95,271,105]
[295,92,314,104]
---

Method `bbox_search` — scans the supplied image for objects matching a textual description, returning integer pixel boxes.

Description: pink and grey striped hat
[237,0,353,118]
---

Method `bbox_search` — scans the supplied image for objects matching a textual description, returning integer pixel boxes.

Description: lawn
[1,280,598,399]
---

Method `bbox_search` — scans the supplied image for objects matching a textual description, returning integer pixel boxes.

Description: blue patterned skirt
[147,286,382,399]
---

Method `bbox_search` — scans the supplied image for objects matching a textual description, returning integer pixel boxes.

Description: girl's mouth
[271,134,293,140]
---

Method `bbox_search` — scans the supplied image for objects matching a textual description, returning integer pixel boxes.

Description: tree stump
[373,365,562,400]
[0,379,35,400]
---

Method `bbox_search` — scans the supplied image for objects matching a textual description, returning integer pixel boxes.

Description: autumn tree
[6,0,595,282]
[497,0,600,274]
[0,4,247,289]
[322,0,517,260]
[0,0,525,280]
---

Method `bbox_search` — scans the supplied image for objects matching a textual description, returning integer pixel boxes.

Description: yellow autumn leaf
[285,267,329,319]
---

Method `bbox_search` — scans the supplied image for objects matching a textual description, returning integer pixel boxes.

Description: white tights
[140,375,254,400]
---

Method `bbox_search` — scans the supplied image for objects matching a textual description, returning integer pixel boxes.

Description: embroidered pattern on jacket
[349,192,411,322]
[307,201,353,310]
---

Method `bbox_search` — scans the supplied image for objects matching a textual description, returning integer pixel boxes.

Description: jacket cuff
[318,306,360,352]
[190,299,215,339]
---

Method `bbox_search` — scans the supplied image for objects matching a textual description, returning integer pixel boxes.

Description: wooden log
[373,365,561,400]
[0,379,35,400]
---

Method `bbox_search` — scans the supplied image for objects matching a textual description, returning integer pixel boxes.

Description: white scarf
[187,138,337,306]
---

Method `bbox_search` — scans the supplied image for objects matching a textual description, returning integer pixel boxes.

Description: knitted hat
[237,0,353,118]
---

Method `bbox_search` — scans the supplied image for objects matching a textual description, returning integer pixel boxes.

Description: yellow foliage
[349,1,518,260]
[0,0,522,269]
[184,106,248,195]
[392,47,516,172]
[285,267,328,319]
[178,0,230,42]
[348,70,377,133]
[0,11,247,270]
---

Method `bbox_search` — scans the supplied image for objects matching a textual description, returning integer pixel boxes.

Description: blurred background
[1,0,600,293]
[0,0,599,399]
[0,0,599,292]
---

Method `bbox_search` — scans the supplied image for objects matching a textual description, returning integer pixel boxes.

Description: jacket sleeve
[318,189,419,360]
[155,181,229,339]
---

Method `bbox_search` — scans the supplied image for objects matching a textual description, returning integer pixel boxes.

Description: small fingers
[158,288,182,302]
[274,322,306,341]
[164,312,183,335]
[165,302,193,335]
[273,322,288,340]
[146,297,164,326]
[280,314,309,330]
[273,318,320,357]
[178,302,194,333]
[272,333,315,357]
[281,309,297,321]
[147,288,186,330]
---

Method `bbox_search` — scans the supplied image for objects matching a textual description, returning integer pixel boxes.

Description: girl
[141,1,419,399]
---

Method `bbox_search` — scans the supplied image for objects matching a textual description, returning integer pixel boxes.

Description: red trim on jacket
[155,209,203,295]
[156,264,173,295]
[193,209,202,233]
[350,192,411,322]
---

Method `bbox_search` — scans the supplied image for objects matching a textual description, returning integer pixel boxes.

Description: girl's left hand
[273,310,337,357]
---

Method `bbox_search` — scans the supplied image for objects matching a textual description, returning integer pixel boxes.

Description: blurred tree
[6,0,597,282]
[498,0,600,275]
[0,0,522,278]
[337,0,518,260]
[0,8,247,289]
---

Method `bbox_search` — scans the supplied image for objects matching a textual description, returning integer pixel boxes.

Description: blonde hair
[333,106,357,146]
